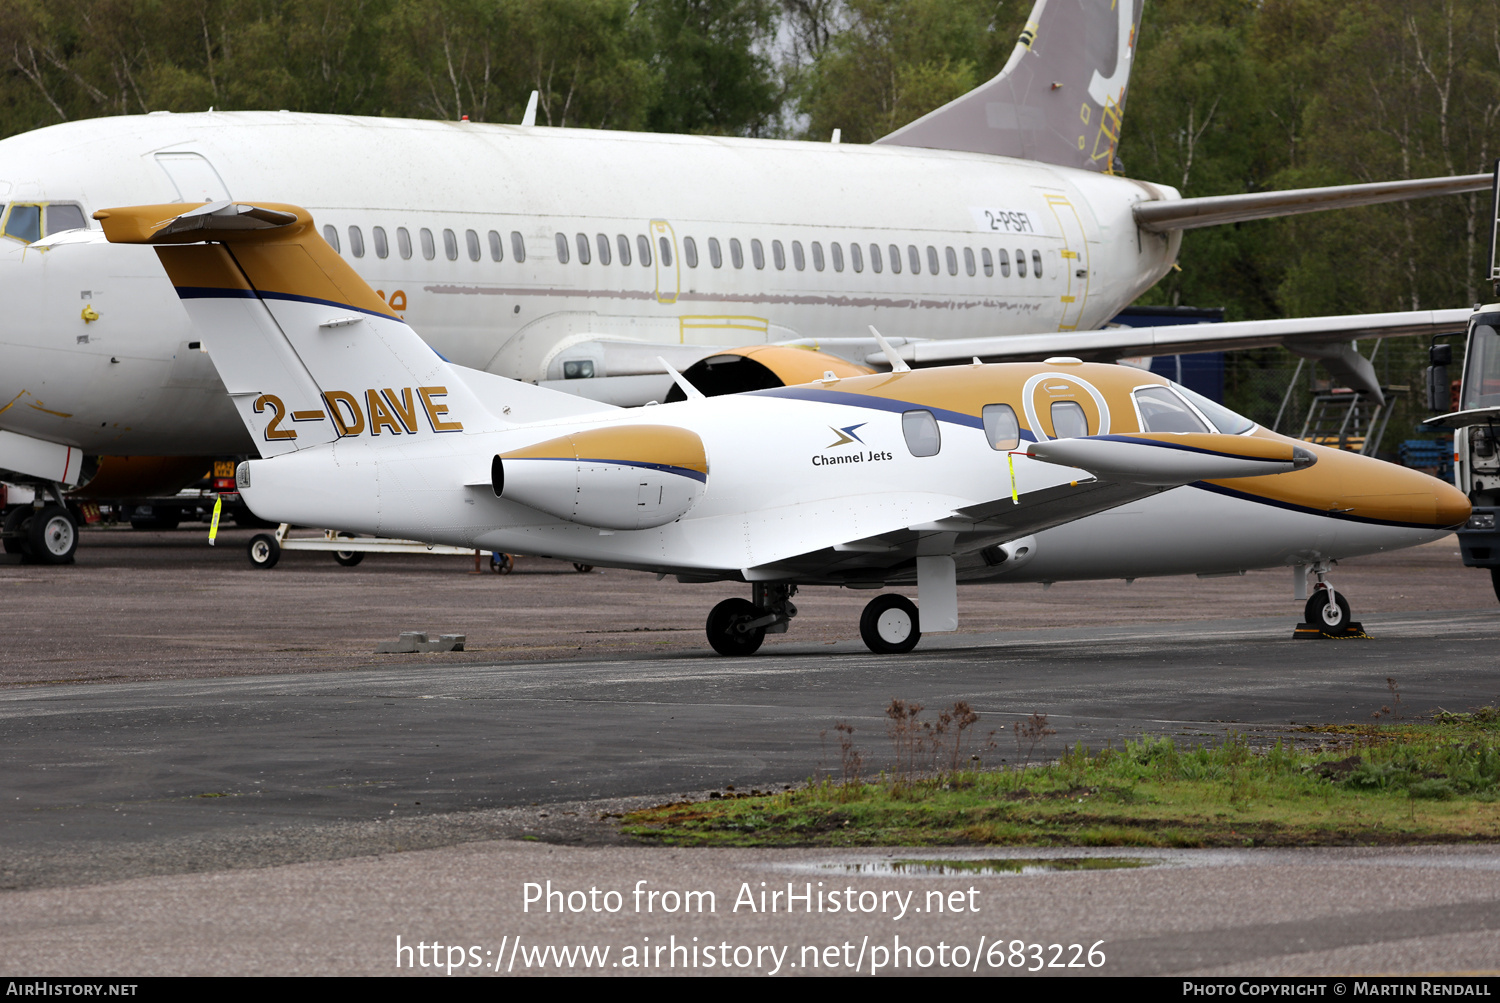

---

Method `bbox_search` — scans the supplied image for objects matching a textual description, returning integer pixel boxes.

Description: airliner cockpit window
[3,205,41,243]
[45,204,85,233]
[1171,382,1256,434]
[1134,386,1210,433]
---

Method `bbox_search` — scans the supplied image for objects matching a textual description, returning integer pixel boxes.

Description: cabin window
[751,238,764,269]
[443,228,458,261]
[375,226,390,259]
[1032,250,1043,278]
[792,240,805,270]
[1133,386,1210,434]
[683,235,698,267]
[850,242,863,273]
[3,204,39,243]
[462,229,478,262]
[398,227,412,260]
[348,226,365,258]
[511,231,526,262]
[831,242,844,272]
[45,204,85,234]
[554,232,570,264]
[488,230,502,262]
[1050,400,1087,438]
[575,232,590,264]
[963,247,976,276]
[1015,248,1026,278]
[888,244,902,274]
[617,234,631,266]
[982,404,1019,450]
[596,233,611,265]
[811,241,824,271]
[637,234,652,266]
[981,247,993,277]
[902,409,941,457]
[324,224,341,253]
[926,245,939,275]
[658,236,672,266]
[772,239,785,270]
[907,244,921,274]
[869,243,882,273]
[708,237,722,268]
[945,246,958,275]
[420,228,435,260]
[730,237,744,269]
[997,248,1010,277]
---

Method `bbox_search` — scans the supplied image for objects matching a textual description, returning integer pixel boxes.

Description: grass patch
[623,712,1500,848]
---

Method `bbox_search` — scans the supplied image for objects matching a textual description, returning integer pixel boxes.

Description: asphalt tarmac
[3,527,1500,975]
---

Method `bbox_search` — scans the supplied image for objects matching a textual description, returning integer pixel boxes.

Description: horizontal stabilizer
[1028,433,1314,485]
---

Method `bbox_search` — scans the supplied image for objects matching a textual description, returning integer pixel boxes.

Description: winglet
[868,326,911,373]
[521,91,539,127]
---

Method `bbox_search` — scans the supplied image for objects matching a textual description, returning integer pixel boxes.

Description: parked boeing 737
[81,199,1471,651]
[0,0,1484,562]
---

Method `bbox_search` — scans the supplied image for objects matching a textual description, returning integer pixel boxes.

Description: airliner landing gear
[1294,562,1366,638]
[860,594,921,654]
[705,583,798,656]
[2,484,78,565]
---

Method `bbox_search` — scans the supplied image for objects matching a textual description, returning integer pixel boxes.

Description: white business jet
[84,199,1469,652]
[0,0,1484,563]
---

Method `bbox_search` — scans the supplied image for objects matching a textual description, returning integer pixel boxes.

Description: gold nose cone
[1433,477,1472,529]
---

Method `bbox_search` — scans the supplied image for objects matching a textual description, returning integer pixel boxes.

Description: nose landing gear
[704,583,798,656]
[1294,562,1368,639]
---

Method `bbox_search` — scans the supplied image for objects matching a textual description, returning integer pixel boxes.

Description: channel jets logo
[811,423,893,467]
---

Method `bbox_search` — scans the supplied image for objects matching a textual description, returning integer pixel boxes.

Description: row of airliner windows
[325,222,1047,280]
[326,224,528,264]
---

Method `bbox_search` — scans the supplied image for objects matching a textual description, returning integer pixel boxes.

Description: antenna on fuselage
[868,326,911,373]
[521,91,539,127]
[658,357,705,400]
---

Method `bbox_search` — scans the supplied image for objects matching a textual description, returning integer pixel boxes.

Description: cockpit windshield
[1,202,87,244]
[1134,381,1256,435]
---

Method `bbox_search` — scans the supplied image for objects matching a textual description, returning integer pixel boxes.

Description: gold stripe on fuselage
[502,424,709,476]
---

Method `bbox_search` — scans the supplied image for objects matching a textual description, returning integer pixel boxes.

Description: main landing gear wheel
[573,563,594,573]
[248,533,281,569]
[333,534,363,567]
[860,594,921,654]
[706,597,765,656]
[26,505,77,565]
[2,506,30,556]
[1304,589,1352,632]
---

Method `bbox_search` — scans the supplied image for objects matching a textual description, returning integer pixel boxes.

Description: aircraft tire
[2,506,31,556]
[573,563,594,573]
[334,550,364,567]
[706,598,765,656]
[25,505,77,565]
[248,533,281,569]
[1304,589,1352,631]
[860,594,921,654]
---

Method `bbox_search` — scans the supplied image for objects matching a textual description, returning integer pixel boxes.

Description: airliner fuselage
[0,112,1179,455]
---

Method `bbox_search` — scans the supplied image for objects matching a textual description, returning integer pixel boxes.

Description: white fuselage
[0,112,1179,456]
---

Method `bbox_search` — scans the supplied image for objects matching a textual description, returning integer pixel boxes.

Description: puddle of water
[822,857,1154,877]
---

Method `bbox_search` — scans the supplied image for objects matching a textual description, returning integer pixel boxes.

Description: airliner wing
[826,307,1471,402]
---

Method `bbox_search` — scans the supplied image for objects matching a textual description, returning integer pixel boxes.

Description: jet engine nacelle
[492,425,708,531]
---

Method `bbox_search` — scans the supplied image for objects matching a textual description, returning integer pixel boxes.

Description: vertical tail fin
[874,0,1142,173]
[95,201,497,456]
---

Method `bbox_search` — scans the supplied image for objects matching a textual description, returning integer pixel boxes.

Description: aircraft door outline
[651,219,680,305]
[1045,193,1090,331]
[154,152,232,203]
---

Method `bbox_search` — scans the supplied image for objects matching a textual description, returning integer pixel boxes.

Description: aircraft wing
[803,307,1471,403]
[740,432,1311,584]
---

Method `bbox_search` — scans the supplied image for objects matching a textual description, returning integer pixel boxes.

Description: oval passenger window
[1050,400,1088,438]
[982,404,1019,450]
[902,409,941,457]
